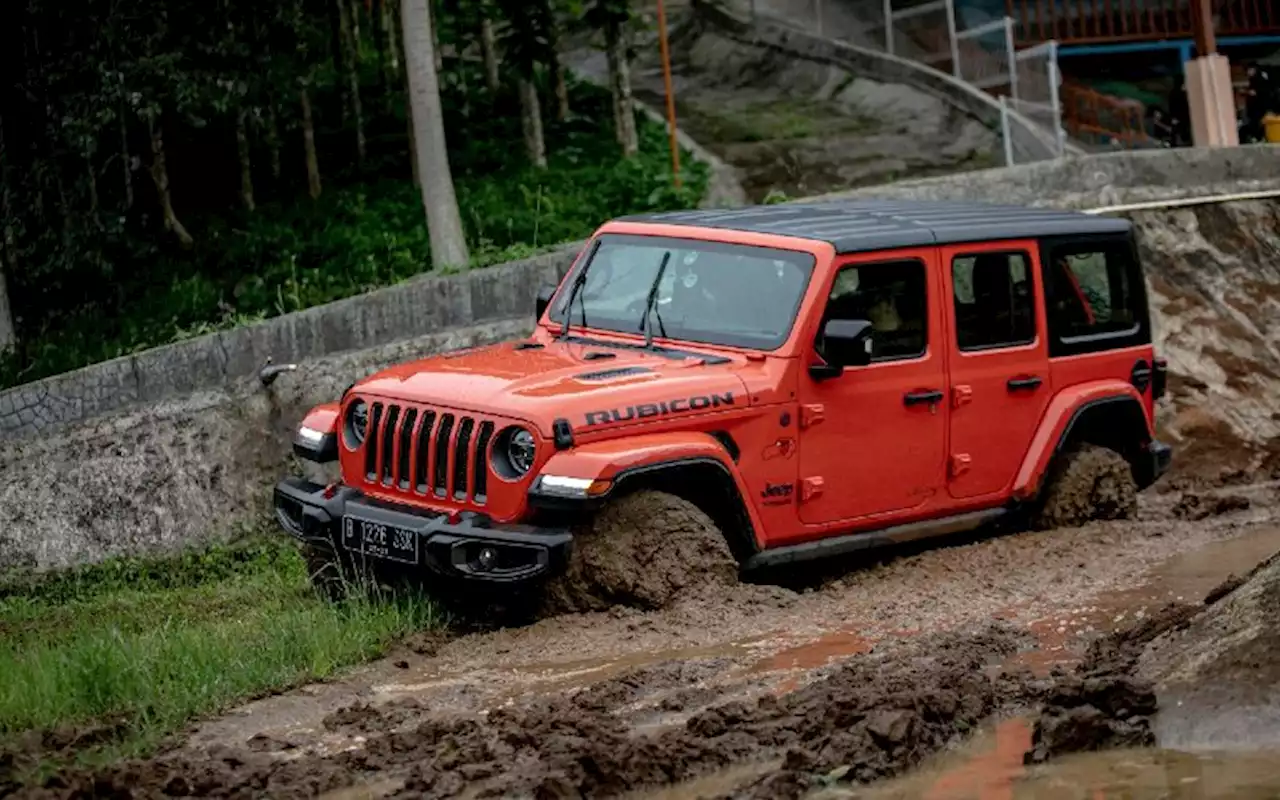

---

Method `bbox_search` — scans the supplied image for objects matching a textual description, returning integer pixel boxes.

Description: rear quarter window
[1042,236,1151,357]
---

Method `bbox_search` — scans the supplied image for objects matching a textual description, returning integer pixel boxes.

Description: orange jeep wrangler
[275,200,1170,609]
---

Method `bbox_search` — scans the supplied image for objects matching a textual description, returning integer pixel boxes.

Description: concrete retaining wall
[3,145,1279,571]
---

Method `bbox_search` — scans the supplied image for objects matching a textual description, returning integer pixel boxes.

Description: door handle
[904,389,944,406]
[1007,376,1043,392]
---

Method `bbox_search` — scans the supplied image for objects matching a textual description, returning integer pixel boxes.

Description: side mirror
[535,284,556,322]
[810,319,874,380]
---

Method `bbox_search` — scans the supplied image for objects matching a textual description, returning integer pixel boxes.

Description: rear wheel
[1031,443,1138,530]
[542,490,739,614]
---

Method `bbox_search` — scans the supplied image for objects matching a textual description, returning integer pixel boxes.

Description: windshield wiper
[558,263,590,342]
[640,251,671,350]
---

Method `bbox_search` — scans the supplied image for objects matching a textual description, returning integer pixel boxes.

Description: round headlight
[507,428,536,475]
[346,400,369,448]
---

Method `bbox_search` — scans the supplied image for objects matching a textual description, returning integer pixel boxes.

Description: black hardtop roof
[618,198,1131,254]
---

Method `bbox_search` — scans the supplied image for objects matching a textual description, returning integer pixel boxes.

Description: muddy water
[842,718,1280,800]
[1012,523,1280,675]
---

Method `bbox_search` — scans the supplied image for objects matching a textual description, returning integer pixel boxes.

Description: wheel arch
[531,431,762,562]
[1015,386,1154,500]
[607,457,760,563]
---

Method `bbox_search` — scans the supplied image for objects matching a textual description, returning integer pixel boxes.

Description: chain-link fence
[884,0,957,75]
[1004,40,1066,163]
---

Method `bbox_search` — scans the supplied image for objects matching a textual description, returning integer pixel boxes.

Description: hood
[350,336,753,435]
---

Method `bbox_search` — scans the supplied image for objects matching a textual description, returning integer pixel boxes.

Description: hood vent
[577,366,653,381]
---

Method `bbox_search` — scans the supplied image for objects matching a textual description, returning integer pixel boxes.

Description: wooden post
[1191,0,1216,56]
[656,0,681,188]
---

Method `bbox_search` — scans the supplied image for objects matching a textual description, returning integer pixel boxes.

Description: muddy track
[9,475,1280,798]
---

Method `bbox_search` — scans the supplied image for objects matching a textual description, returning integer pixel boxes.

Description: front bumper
[273,477,573,585]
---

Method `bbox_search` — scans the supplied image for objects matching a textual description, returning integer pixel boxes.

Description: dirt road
[17,463,1279,798]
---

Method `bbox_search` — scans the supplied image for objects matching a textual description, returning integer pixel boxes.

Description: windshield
[551,234,816,351]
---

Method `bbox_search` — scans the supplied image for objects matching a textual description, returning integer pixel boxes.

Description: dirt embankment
[1139,199,1280,486]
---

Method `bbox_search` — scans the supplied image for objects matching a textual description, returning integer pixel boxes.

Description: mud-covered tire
[1031,443,1138,531]
[542,490,738,614]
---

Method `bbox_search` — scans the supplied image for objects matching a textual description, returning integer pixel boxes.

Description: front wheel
[1030,443,1138,530]
[542,490,739,615]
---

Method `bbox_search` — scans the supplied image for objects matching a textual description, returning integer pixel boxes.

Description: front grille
[360,402,497,505]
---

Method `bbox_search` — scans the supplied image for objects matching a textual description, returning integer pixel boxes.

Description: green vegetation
[0,82,708,389]
[2,0,705,390]
[0,537,440,768]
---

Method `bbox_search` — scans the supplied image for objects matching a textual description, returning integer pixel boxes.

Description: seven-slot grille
[360,402,497,504]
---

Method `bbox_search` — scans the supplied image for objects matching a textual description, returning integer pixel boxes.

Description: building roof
[618,199,1132,254]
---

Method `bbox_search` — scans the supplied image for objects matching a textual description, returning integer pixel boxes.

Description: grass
[0,536,441,769]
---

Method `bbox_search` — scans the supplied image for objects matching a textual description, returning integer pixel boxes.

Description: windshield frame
[547,233,818,353]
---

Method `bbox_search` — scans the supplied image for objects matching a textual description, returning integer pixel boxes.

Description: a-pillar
[1184,0,1239,147]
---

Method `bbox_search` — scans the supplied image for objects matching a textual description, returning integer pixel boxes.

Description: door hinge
[949,453,972,479]
[952,384,973,409]
[800,403,825,430]
[801,476,825,502]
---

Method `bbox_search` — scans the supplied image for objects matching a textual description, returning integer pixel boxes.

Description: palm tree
[402,0,470,267]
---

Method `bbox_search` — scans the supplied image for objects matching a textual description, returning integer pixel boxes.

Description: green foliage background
[0,0,707,389]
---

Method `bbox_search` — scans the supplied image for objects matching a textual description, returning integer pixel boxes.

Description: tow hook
[259,357,298,387]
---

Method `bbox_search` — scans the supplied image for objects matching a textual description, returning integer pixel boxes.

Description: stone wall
[0,245,581,442]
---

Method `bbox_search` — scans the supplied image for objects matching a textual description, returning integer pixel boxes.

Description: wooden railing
[1060,81,1158,148]
[1006,0,1279,46]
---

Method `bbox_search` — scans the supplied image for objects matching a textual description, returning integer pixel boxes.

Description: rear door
[944,241,1051,501]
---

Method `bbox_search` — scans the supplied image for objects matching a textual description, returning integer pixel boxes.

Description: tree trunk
[547,18,570,121]
[349,0,364,59]
[300,86,323,199]
[147,117,194,248]
[85,155,100,220]
[236,110,256,211]
[430,0,443,74]
[337,0,368,168]
[0,113,17,354]
[266,103,283,181]
[604,17,638,156]
[118,101,134,212]
[402,0,470,267]
[518,77,548,168]
[382,0,402,77]
[480,16,500,94]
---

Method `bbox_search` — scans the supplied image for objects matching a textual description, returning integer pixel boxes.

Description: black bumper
[273,477,573,585]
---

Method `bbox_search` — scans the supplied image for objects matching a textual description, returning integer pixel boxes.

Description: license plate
[341,515,419,565]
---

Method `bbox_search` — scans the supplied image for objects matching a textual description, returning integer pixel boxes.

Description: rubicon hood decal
[584,391,737,427]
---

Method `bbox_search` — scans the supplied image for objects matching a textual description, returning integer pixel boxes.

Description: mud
[19,628,1034,800]
[542,491,738,615]
[1031,445,1138,531]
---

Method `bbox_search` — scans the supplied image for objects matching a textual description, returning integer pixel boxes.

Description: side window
[1044,241,1148,353]
[951,251,1036,351]
[822,259,928,364]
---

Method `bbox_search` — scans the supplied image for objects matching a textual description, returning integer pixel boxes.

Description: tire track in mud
[15,483,1280,798]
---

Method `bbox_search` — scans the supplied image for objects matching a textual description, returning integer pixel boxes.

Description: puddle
[1011,524,1280,675]
[836,717,1280,800]
[746,629,875,674]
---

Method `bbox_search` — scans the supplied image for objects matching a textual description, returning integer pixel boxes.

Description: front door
[798,250,948,526]
[943,242,1051,500]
